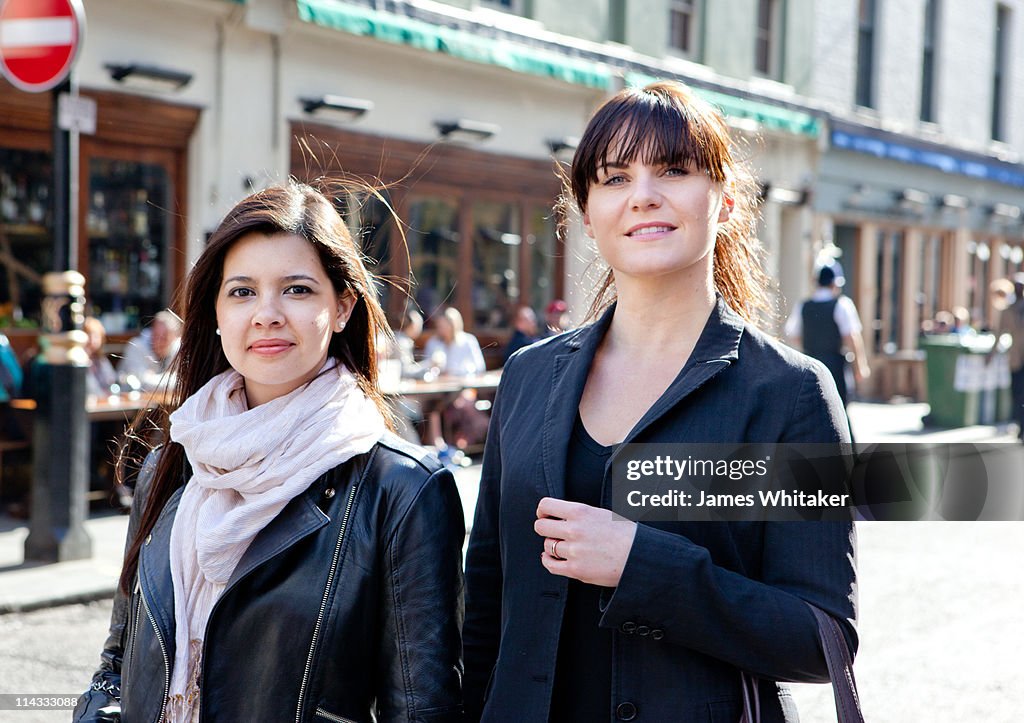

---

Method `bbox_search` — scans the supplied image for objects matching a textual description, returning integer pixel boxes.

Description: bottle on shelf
[28,181,46,224]
[133,189,149,236]
[0,171,16,222]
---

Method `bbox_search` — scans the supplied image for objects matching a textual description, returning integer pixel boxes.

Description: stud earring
[215,328,221,336]
[336,320,346,332]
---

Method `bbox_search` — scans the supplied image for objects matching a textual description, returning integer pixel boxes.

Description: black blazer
[464,298,857,723]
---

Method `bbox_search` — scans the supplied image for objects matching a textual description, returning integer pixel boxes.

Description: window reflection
[407,196,459,320]
[0,148,52,326]
[87,158,170,332]
[528,208,558,314]
[472,200,520,330]
[343,189,394,313]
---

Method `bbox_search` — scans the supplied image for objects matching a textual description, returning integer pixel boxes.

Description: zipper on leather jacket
[295,482,358,723]
[314,707,357,723]
[141,584,171,723]
[126,577,143,675]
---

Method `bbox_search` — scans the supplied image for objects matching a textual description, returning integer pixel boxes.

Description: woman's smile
[625,222,678,239]
[248,338,295,356]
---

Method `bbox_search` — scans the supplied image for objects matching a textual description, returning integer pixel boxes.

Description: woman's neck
[605,274,716,354]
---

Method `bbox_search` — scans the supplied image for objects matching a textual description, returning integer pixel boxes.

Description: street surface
[2,521,1022,721]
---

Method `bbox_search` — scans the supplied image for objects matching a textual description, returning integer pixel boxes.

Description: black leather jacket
[74,434,465,723]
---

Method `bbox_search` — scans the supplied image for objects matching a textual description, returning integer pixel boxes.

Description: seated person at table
[542,298,569,336]
[424,306,485,377]
[0,330,24,439]
[395,308,430,379]
[504,305,540,363]
[83,316,118,398]
[0,331,22,404]
[424,307,489,451]
[118,310,182,391]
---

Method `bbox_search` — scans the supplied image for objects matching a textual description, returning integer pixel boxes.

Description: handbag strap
[808,604,865,723]
[739,672,760,723]
[739,605,864,723]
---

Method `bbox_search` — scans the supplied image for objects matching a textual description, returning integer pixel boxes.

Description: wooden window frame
[288,122,565,354]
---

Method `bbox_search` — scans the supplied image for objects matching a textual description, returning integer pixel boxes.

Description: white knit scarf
[164,359,385,722]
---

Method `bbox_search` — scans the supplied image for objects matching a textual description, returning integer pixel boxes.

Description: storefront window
[919,232,944,325]
[0,148,53,326]
[528,207,558,314]
[966,238,991,327]
[407,196,459,320]
[472,200,520,330]
[873,228,903,353]
[344,189,395,313]
[86,158,171,333]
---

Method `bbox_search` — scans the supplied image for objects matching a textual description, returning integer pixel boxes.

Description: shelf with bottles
[0,222,48,238]
[0,148,54,327]
[0,165,52,230]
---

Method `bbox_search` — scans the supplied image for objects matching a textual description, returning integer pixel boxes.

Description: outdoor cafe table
[10,391,169,422]
[380,370,502,446]
[380,370,502,401]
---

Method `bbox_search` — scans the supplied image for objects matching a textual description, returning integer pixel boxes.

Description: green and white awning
[295,1,822,138]
[297,0,613,90]
[625,72,822,138]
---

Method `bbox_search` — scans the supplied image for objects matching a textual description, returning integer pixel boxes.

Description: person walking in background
[785,262,870,408]
[993,273,1024,440]
[464,81,857,722]
[118,309,182,391]
[73,182,464,723]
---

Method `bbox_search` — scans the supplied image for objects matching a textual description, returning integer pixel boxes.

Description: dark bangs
[570,82,731,209]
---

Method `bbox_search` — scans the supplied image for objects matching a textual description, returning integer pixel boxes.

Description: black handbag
[740,603,865,722]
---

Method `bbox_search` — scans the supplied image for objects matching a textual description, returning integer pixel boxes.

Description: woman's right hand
[534,497,637,588]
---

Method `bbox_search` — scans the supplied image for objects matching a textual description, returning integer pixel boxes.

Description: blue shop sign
[832,129,1024,188]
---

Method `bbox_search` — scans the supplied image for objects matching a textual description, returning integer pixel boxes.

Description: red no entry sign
[0,0,84,93]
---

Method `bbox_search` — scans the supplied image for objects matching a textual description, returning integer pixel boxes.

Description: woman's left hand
[534,497,637,587]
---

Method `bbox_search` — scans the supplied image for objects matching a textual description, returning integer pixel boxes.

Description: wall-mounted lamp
[435,119,499,143]
[989,202,1022,221]
[761,182,809,206]
[725,116,761,134]
[845,183,868,207]
[939,193,970,210]
[894,187,931,209]
[300,95,373,121]
[105,63,192,91]
[546,136,579,159]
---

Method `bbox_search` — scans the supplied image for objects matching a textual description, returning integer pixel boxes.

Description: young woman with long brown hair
[463,81,857,722]
[74,182,464,723]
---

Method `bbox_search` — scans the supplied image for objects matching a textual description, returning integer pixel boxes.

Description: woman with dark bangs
[464,81,857,722]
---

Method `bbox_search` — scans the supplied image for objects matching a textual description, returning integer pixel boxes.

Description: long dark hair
[118,180,394,593]
[560,80,773,324]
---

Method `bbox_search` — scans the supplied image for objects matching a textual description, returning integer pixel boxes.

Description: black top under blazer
[463,297,858,723]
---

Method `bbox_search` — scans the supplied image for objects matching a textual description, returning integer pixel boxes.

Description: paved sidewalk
[0,401,1016,614]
